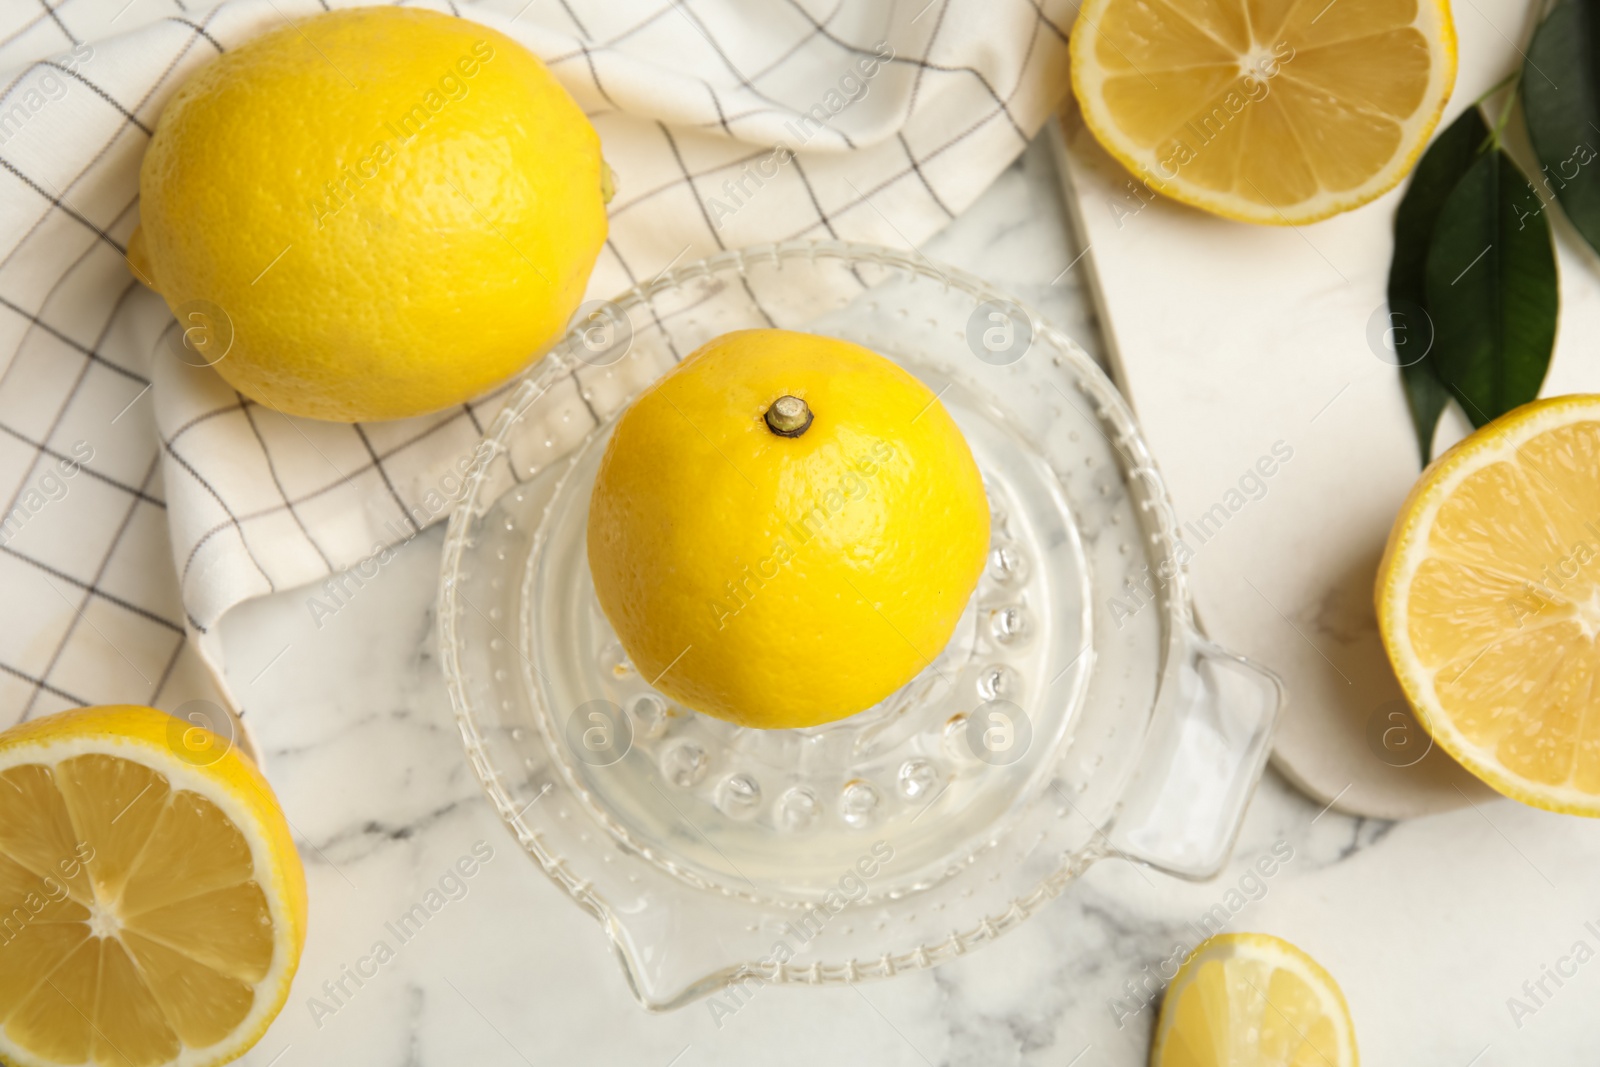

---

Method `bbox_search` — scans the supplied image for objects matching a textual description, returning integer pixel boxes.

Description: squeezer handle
[1108,632,1285,880]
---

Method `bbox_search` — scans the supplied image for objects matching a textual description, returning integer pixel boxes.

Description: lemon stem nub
[765,395,812,437]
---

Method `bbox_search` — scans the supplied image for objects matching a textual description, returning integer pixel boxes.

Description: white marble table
[220,133,1600,1066]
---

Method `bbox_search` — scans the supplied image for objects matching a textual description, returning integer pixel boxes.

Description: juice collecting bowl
[438,241,1284,1011]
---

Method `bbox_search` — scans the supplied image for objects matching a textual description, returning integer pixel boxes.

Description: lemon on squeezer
[0,706,306,1067]
[586,329,991,730]
[128,6,609,422]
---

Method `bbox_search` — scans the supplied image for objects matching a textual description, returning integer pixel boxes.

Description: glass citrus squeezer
[439,241,1283,1010]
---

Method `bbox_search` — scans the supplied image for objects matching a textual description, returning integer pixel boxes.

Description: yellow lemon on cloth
[586,329,991,730]
[0,706,306,1067]
[128,6,608,422]
[1070,0,1456,224]
[1152,933,1357,1067]
[1378,395,1600,816]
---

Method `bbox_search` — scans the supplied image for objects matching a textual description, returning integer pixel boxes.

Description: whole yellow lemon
[586,329,991,729]
[129,7,608,422]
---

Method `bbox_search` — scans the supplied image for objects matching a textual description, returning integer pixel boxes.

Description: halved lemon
[1152,933,1357,1066]
[1379,396,1600,816]
[1070,0,1457,224]
[0,706,306,1067]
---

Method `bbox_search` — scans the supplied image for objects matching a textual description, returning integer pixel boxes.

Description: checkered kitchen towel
[0,0,1072,730]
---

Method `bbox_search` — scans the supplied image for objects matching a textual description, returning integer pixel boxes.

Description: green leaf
[1424,149,1558,427]
[1387,106,1491,464]
[1397,337,1452,466]
[1523,0,1600,256]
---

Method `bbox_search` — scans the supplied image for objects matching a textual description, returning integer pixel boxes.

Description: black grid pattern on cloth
[0,0,1073,726]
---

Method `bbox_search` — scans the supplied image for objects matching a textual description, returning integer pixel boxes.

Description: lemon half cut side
[0,706,307,1067]
[1151,933,1357,1067]
[1379,396,1600,816]
[1071,0,1458,224]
